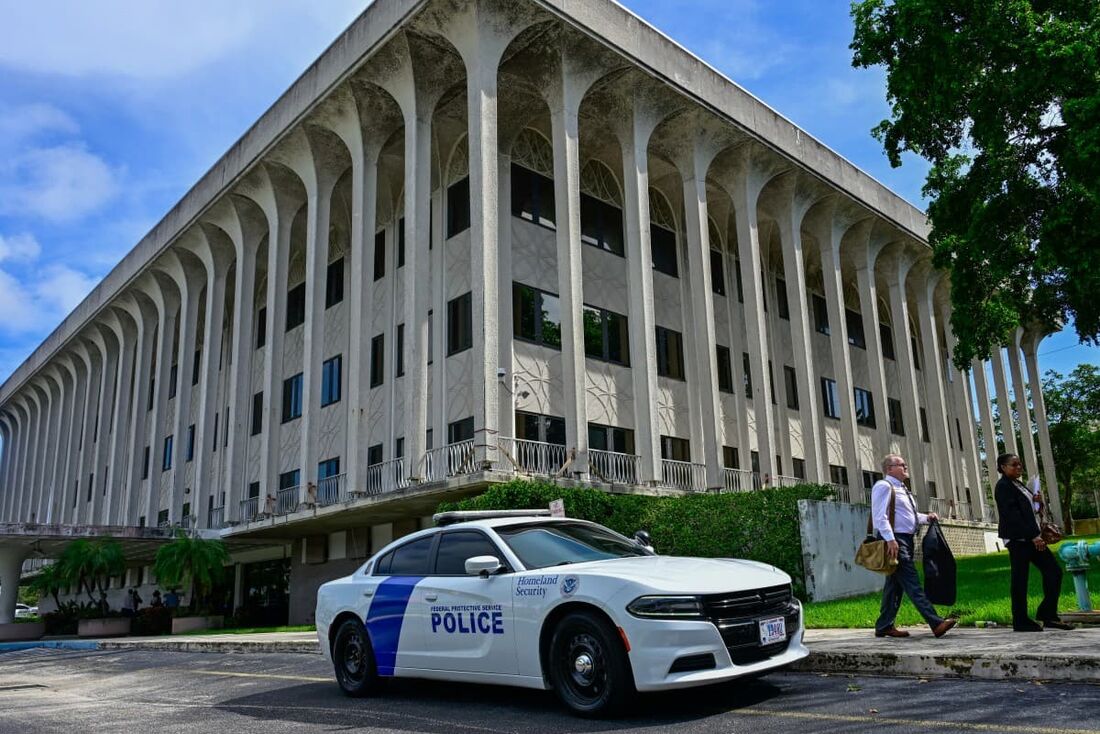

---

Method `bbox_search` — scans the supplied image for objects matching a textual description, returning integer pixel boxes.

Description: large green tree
[153,533,229,613]
[1041,364,1100,522]
[851,0,1100,367]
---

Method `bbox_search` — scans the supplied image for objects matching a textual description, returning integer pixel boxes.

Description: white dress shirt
[871,475,929,542]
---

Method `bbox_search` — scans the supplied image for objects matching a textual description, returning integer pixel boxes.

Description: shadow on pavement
[215,674,788,731]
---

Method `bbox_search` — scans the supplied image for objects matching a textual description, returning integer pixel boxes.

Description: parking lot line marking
[192,670,330,683]
[734,707,1100,734]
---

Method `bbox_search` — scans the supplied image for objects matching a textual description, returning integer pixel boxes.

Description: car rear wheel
[548,610,634,717]
[332,618,378,697]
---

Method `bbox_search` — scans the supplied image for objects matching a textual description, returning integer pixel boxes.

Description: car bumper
[625,600,808,691]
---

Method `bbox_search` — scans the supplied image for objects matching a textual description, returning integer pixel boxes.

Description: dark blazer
[995,475,1041,541]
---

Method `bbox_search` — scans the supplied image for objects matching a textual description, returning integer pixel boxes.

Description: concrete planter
[0,621,46,641]
[171,615,224,635]
[78,617,131,638]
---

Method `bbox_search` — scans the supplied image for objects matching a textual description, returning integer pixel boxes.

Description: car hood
[552,555,789,594]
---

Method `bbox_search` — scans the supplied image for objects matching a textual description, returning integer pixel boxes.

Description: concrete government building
[0,0,1062,625]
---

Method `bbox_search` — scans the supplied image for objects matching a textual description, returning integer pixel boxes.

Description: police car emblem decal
[561,575,579,596]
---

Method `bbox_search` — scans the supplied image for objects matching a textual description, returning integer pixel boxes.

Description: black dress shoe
[1042,620,1074,630]
[875,626,911,638]
[932,618,958,638]
[1013,621,1044,632]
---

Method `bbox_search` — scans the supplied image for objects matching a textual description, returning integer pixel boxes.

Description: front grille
[701,584,799,665]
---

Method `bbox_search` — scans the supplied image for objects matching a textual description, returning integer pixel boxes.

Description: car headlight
[627,595,705,619]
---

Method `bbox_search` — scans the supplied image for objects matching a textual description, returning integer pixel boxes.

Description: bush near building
[438,479,834,598]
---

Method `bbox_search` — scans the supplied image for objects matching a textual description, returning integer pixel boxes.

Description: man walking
[872,454,957,638]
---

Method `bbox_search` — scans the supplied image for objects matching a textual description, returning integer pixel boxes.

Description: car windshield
[496,521,651,569]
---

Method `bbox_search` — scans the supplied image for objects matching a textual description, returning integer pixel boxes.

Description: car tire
[332,618,378,697]
[548,610,635,717]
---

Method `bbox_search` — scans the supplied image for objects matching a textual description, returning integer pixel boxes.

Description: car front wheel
[548,610,634,717]
[332,618,378,697]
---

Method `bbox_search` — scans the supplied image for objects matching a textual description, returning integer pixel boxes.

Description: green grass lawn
[804,536,1100,628]
[177,624,316,636]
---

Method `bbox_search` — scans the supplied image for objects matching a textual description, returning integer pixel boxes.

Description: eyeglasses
[890,462,908,469]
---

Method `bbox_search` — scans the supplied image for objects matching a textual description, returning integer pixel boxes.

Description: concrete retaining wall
[798,499,999,602]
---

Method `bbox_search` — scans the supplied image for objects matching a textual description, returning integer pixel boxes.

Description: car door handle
[362,589,374,597]
[424,594,438,602]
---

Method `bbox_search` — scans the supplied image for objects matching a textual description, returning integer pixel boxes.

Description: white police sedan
[316,510,807,716]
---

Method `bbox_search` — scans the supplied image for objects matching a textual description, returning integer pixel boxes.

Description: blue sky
[0,0,1095,393]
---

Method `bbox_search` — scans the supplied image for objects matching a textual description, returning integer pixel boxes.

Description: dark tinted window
[497,522,649,569]
[386,536,435,576]
[435,531,502,575]
[651,224,677,275]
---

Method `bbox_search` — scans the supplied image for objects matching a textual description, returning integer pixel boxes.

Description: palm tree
[57,538,125,603]
[153,533,229,613]
[27,562,63,609]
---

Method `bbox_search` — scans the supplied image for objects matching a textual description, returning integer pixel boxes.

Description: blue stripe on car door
[366,576,424,676]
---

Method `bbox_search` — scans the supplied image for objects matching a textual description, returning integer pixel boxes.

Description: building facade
[0,0,1062,623]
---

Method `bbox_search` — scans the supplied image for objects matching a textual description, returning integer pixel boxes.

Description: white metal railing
[954,501,974,522]
[723,468,759,493]
[276,486,300,515]
[157,520,171,529]
[239,497,259,523]
[829,483,868,505]
[179,515,192,530]
[928,497,951,518]
[661,459,707,492]
[770,474,802,488]
[498,437,569,477]
[982,503,999,524]
[316,474,346,507]
[360,459,410,497]
[423,439,477,482]
[589,449,639,485]
[208,505,225,529]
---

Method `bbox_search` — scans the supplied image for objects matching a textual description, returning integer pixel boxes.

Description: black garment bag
[922,519,957,606]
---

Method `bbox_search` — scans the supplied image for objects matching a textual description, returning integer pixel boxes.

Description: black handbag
[922,519,957,606]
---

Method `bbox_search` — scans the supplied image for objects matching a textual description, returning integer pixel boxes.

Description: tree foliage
[851,0,1100,367]
[27,563,64,609]
[153,533,229,613]
[57,538,125,603]
[1041,364,1100,521]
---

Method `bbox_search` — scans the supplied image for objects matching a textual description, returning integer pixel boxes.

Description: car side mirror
[465,555,503,577]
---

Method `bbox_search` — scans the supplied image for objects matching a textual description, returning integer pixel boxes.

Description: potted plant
[153,532,230,634]
[57,538,131,638]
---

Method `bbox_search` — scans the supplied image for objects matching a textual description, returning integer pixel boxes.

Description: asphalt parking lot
[2,648,1100,734]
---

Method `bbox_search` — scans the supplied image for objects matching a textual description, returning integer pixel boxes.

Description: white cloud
[0,104,78,146]
[32,264,98,315]
[0,232,41,264]
[0,144,119,222]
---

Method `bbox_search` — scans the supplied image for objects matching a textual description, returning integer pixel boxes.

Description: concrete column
[971,359,1000,493]
[1008,329,1040,477]
[855,239,891,462]
[941,321,980,496]
[8,403,30,522]
[617,106,662,483]
[812,204,861,496]
[72,343,100,524]
[0,546,29,624]
[884,258,929,501]
[145,277,180,526]
[402,113,432,479]
[465,50,501,469]
[721,231,753,473]
[496,151,515,446]
[24,388,45,522]
[727,153,780,481]
[163,253,204,524]
[29,383,52,523]
[990,346,1018,456]
[103,312,137,525]
[38,373,65,523]
[57,357,85,524]
[87,327,120,524]
[680,159,724,489]
[0,416,13,521]
[120,295,157,525]
[190,232,231,527]
[1023,332,1063,526]
[209,199,262,522]
[548,89,590,477]
[914,273,957,504]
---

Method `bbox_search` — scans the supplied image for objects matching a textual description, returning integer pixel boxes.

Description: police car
[315,510,807,716]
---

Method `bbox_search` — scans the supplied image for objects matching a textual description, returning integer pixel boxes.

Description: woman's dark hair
[996,453,1019,474]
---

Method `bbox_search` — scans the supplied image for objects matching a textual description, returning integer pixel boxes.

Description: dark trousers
[1006,540,1063,625]
[875,534,945,633]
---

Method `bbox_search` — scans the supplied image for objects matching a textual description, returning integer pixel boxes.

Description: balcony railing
[954,501,975,522]
[497,437,569,477]
[928,496,952,518]
[275,486,300,515]
[207,505,225,529]
[239,496,259,524]
[359,459,410,497]
[829,483,868,505]
[423,439,477,482]
[315,474,346,507]
[179,514,192,531]
[589,449,639,485]
[723,468,759,493]
[982,503,998,524]
[660,459,706,492]
[770,474,802,488]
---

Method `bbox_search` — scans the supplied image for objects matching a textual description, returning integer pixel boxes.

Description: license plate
[759,616,786,645]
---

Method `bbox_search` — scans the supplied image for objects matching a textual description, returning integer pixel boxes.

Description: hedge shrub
[438,479,834,598]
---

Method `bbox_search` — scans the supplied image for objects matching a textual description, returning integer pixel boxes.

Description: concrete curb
[792,651,1100,685]
[95,639,321,655]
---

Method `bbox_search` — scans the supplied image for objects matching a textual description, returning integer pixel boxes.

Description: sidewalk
[4,627,1099,684]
